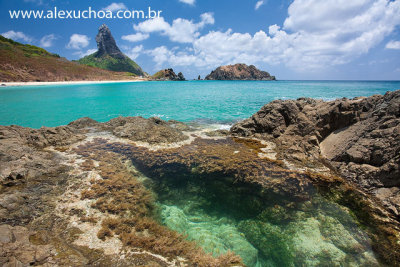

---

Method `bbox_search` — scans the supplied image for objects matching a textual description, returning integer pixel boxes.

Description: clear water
[0,80,399,128]
[147,170,378,267]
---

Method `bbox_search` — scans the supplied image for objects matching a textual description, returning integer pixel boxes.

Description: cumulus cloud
[125,45,144,60]
[121,33,150,42]
[179,0,195,5]
[144,0,400,72]
[1,30,32,42]
[40,34,57,48]
[67,34,90,50]
[386,40,400,50]
[255,1,265,10]
[134,13,214,43]
[102,2,127,12]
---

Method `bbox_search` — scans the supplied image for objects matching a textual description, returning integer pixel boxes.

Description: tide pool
[0,80,399,128]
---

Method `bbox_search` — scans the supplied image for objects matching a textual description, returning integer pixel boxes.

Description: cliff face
[151,68,186,81]
[231,90,400,216]
[78,24,145,76]
[95,24,124,59]
[0,36,138,82]
[205,64,276,80]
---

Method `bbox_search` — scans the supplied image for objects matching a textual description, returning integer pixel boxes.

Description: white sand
[1,79,146,87]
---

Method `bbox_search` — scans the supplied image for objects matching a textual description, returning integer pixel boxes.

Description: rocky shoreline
[1,91,399,266]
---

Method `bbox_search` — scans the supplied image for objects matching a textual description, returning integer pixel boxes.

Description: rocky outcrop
[78,24,145,76]
[205,64,276,80]
[1,106,400,266]
[231,90,400,216]
[102,116,189,144]
[95,24,124,58]
[151,68,186,81]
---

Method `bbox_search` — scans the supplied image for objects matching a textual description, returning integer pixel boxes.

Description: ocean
[0,80,399,128]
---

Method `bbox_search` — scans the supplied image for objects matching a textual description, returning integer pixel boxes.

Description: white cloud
[1,30,32,42]
[179,0,195,5]
[67,34,90,50]
[125,45,144,60]
[121,33,150,42]
[40,34,57,48]
[144,0,400,72]
[134,13,214,43]
[74,48,97,58]
[145,46,199,69]
[255,1,265,10]
[386,40,400,50]
[102,2,127,12]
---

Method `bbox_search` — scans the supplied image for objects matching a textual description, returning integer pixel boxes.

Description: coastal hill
[0,35,139,82]
[205,63,276,80]
[78,24,145,77]
[152,68,186,81]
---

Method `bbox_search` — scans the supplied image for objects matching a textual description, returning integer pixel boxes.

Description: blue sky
[1,0,400,80]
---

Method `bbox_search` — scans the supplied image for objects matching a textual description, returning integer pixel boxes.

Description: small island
[205,63,276,81]
[151,68,186,81]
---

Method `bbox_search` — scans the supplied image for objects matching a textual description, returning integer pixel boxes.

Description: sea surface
[0,80,399,128]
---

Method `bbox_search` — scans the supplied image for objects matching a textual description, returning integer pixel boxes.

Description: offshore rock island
[1,91,400,266]
[205,64,276,81]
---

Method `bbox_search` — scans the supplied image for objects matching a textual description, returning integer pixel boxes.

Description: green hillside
[78,53,144,76]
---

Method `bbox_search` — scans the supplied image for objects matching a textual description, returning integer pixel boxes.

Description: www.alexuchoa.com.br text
[9,7,162,20]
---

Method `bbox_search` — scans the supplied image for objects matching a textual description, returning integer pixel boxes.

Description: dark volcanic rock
[231,90,400,215]
[103,116,189,144]
[96,24,124,58]
[152,68,186,81]
[68,117,99,129]
[78,24,145,76]
[205,64,276,80]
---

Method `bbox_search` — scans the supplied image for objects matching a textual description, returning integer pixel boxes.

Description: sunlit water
[145,170,378,267]
[0,80,399,128]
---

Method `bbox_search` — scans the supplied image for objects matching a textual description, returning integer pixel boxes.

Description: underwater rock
[160,205,259,266]
[238,220,293,266]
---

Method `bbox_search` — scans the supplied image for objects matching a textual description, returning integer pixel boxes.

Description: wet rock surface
[1,97,400,266]
[232,90,400,217]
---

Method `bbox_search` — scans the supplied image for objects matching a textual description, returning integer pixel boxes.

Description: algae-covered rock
[160,205,189,233]
[238,220,294,267]
[160,205,259,266]
[216,224,259,266]
[257,205,293,225]
[286,217,346,266]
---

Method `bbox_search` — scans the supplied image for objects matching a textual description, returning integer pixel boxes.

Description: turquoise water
[0,80,399,128]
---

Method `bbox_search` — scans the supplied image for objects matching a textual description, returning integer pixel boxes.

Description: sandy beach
[0,79,146,87]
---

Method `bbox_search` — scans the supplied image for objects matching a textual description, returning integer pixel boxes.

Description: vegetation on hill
[78,53,143,76]
[0,35,137,82]
[77,24,146,77]
[152,68,186,81]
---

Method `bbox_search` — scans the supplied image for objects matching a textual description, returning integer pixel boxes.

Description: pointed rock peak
[95,24,123,58]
